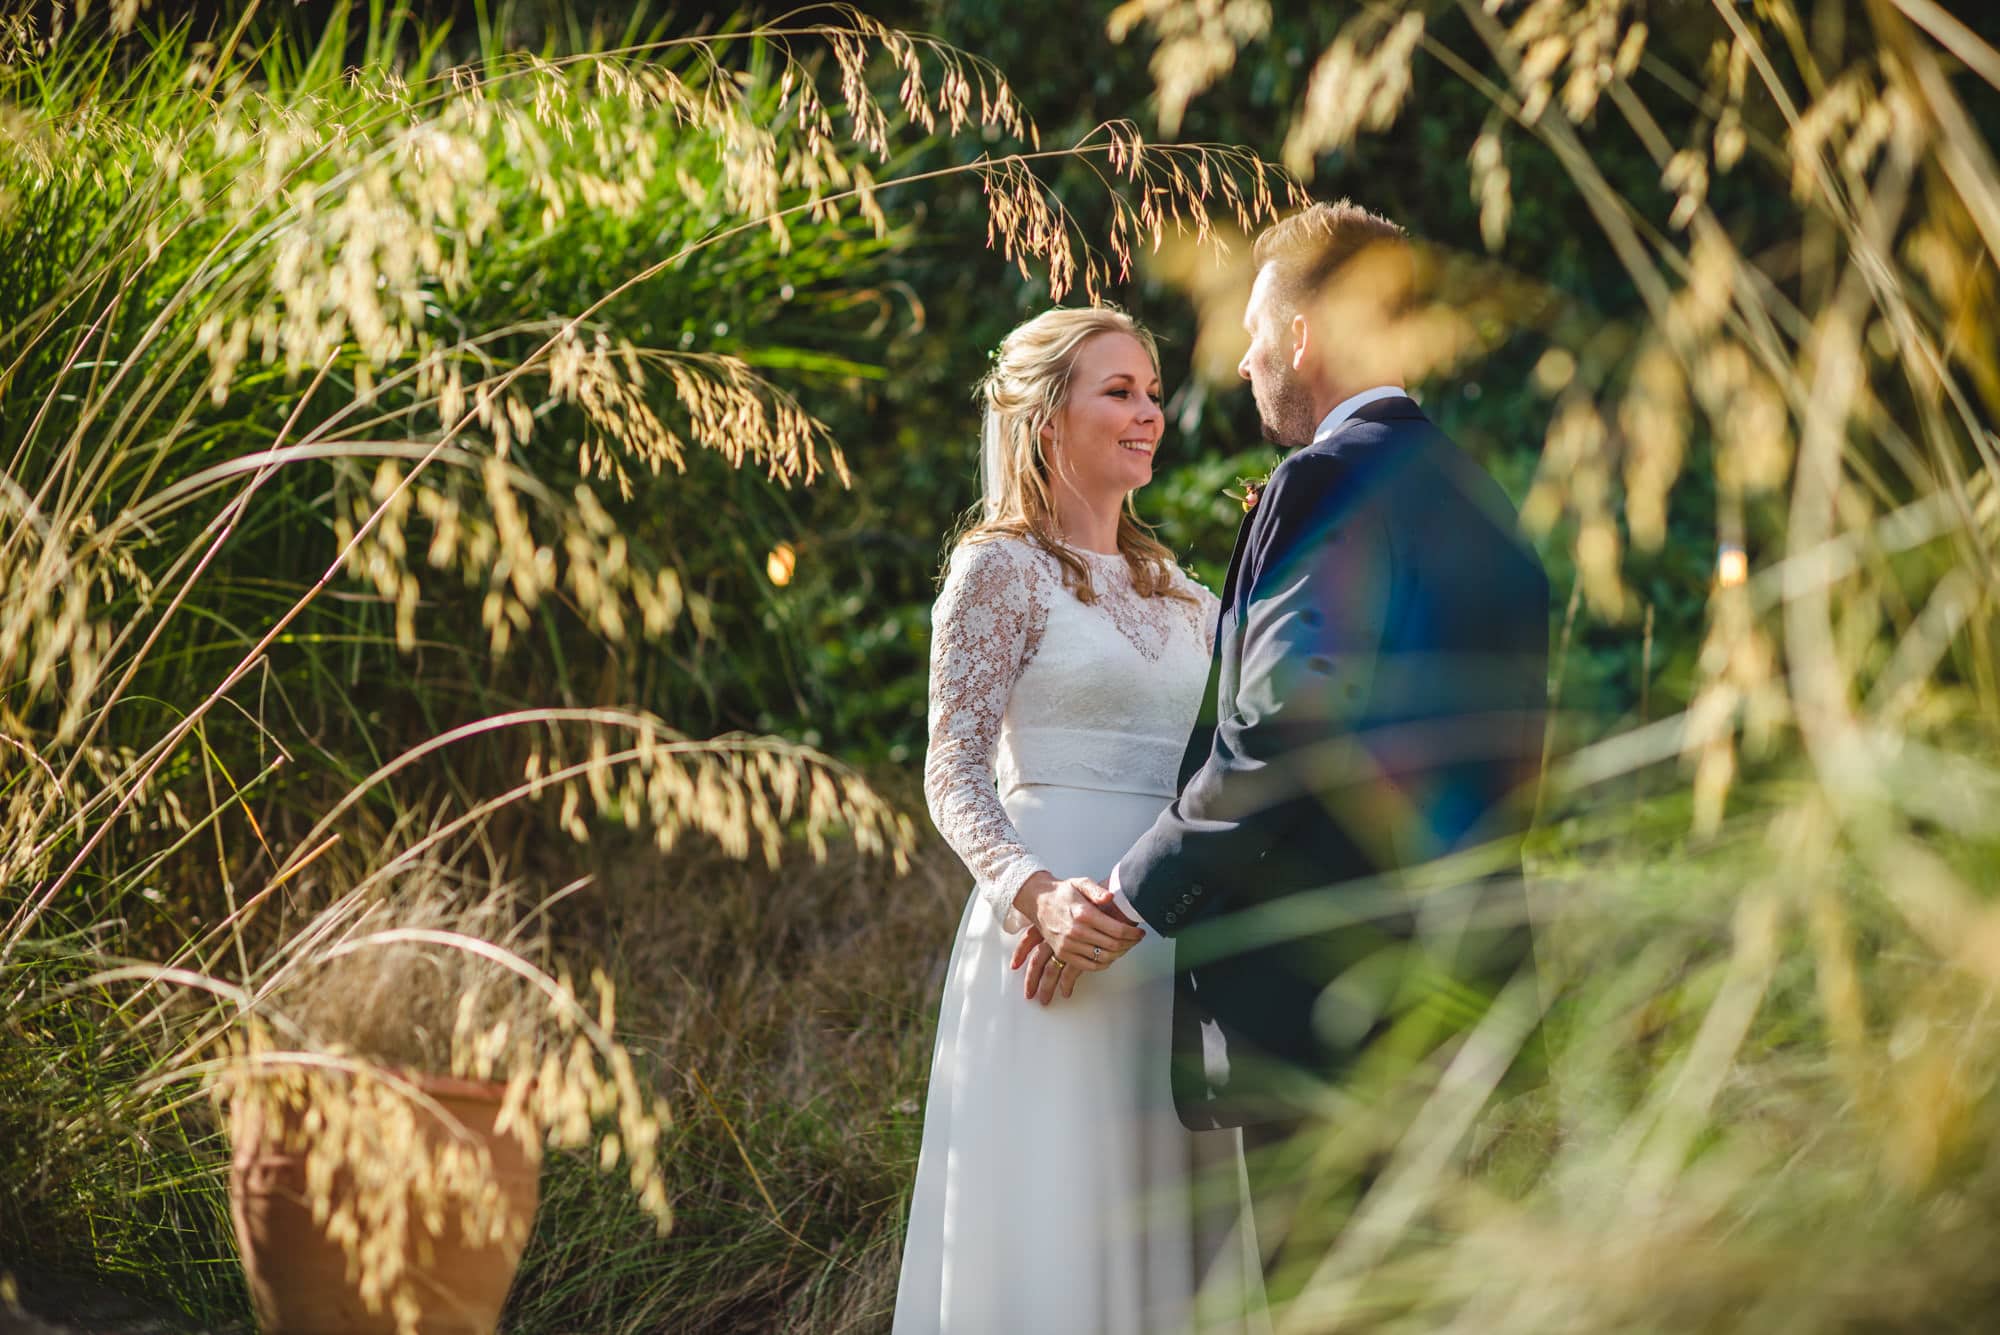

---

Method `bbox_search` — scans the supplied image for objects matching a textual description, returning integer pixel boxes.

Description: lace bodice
[924,536,1218,929]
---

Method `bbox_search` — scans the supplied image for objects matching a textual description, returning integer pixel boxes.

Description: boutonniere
[1222,458,1279,513]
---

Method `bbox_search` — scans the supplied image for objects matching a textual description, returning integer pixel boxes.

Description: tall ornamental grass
[1120,0,2000,1330]
[0,3,1294,1328]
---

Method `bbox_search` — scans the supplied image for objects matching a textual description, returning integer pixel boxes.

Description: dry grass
[1108,1,2000,1331]
[501,790,968,1333]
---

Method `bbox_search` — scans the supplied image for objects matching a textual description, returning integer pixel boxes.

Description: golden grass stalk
[1,7,1296,967]
[1120,1,2000,1329]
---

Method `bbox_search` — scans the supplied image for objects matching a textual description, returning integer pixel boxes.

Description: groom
[1027,200,1548,1236]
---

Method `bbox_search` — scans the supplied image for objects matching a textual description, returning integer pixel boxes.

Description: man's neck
[1310,383,1407,442]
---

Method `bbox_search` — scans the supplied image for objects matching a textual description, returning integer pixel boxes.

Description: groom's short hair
[1252,200,1414,323]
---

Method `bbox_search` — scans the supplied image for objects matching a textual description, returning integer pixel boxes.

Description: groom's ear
[1290,312,1312,373]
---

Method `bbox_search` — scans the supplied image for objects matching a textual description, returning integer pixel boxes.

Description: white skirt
[893,784,1268,1335]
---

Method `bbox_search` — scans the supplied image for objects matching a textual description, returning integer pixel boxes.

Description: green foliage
[0,4,939,1322]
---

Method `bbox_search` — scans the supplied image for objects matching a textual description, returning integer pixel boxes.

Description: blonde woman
[894,307,1265,1333]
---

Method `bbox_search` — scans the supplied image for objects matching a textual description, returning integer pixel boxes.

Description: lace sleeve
[923,539,1050,930]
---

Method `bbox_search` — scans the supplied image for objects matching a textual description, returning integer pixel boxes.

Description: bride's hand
[1011,927,1079,1005]
[1011,873,1145,985]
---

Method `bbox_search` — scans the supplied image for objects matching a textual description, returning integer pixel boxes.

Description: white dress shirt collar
[1311,385,1409,447]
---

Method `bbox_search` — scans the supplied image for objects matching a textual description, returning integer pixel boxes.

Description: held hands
[1007,874,1143,1006]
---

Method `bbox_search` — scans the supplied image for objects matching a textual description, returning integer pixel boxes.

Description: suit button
[1165,912,1179,924]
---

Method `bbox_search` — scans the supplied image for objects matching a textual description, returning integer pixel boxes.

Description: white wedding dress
[894,536,1268,1335]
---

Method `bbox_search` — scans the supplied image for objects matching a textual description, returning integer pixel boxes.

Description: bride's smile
[1039,330,1165,523]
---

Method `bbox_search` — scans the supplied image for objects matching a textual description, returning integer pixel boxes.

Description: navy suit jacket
[1114,396,1549,1129]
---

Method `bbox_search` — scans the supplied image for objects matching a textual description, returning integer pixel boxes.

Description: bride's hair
[958,306,1196,607]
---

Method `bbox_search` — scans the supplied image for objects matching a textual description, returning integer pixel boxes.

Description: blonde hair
[959,306,1195,606]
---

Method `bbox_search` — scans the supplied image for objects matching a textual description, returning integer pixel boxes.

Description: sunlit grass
[0,1,1298,1327]
[1115,1,2000,1331]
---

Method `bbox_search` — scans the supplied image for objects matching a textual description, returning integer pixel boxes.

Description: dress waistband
[994,726,1185,801]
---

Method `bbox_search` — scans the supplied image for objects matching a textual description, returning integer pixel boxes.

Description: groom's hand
[1083,879,1137,926]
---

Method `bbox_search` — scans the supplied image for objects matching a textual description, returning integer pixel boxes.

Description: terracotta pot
[229,1071,542,1335]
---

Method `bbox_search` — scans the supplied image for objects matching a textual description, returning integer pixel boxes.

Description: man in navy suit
[1040,200,1549,1253]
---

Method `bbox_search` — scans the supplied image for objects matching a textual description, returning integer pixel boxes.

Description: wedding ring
[1092,946,1103,961]
[1052,958,1065,971]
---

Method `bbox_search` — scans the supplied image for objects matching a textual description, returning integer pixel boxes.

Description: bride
[894,307,1266,1333]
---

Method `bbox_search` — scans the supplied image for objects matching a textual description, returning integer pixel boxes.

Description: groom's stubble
[1242,275,1324,450]
[1254,369,1318,450]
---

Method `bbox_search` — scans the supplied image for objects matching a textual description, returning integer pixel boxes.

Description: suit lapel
[1180,508,1260,786]
[1177,402,1418,787]
[1215,504,1258,610]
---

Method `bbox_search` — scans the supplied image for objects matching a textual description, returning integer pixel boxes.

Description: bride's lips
[1118,438,1156,455]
